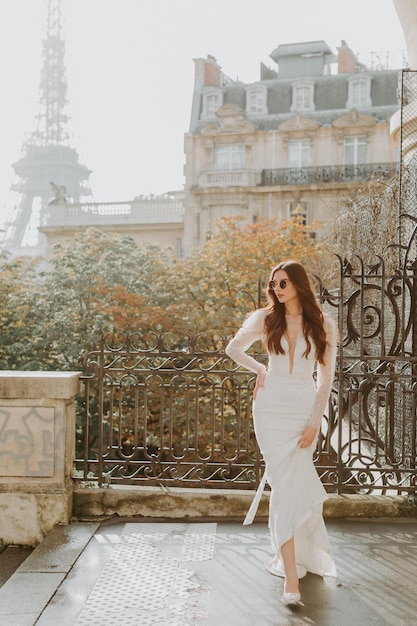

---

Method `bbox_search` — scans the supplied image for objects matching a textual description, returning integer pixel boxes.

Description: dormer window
[245,84,268,115]
[291,80,315,112]
[201,88,223,120]
[346,76,372,109]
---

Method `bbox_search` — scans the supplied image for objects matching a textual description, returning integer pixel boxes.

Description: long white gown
[226,308,337,579]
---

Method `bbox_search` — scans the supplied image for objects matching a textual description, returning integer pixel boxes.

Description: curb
[72,485,417,521]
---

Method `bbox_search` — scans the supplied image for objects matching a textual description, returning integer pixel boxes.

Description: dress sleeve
[308,315,338,430]
[225,309,267,375]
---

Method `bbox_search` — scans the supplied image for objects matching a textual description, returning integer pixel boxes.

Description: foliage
[163,215,333,335]
[0,219,330,371]
[39,229,173,369]
[0,253,46,369]
[0,222,332,474]
[327,177,399,274]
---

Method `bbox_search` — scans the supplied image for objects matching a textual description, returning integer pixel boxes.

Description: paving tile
[39,522,217,626]
[36,522,126,626]
[18,522,99,573]
[0,572,66,615]
[5,518,417,626]
[0,613,41,626]
[0,546,32,588]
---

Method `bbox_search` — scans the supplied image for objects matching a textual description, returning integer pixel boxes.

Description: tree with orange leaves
[161,215,332,336]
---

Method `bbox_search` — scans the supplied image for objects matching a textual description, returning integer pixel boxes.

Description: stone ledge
[323,494,417,518]
[72,485,417,521]
[0,371,80,399]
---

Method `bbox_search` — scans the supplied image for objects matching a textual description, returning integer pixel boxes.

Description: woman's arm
[308,315,338,430]
[225,309,267,376]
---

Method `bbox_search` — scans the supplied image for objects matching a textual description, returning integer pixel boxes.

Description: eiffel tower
[2,0,92,258]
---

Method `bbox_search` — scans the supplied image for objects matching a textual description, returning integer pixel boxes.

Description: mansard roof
[192,69,399,134]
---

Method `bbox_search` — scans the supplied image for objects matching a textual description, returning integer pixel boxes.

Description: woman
[225,260,337,606]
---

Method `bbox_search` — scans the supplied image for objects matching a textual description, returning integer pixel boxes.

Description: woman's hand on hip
[298,425,318,448]
[253,368,266,400]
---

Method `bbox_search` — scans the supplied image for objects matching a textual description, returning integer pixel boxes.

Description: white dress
[226,308,337,579]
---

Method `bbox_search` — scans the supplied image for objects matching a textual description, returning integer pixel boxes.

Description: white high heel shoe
[283,591,301,605]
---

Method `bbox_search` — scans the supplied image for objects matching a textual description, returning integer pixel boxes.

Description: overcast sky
[0,0,407,213]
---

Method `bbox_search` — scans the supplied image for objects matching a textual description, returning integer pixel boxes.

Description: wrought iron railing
[74,254,417,495]
[261,162,398,186]
[75,333,266,489]
[319,256,417,495]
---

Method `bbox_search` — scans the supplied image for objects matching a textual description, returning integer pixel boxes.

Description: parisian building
[13,29,403,262]
[39,191,185,260]
[183,40,401,255]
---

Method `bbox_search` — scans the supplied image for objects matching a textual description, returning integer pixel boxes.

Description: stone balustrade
[0,371,80,546]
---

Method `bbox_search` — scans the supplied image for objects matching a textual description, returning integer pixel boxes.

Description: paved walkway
[0,518,417,625]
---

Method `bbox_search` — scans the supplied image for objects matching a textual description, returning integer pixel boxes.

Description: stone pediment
[201,104,256,135]
[333,109,376,129]
[278,114,320,133]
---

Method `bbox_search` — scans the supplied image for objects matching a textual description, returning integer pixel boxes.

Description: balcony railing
[261,162,398,186]
[42,199,184,228]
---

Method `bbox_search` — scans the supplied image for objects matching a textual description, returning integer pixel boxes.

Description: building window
[245,85,268,114]
[288,140,311,168]
[288,202,307,223]
[291,81,315,112]
[343,136,367,165]
[201,205,246,237]
[346,76,372,109]
[352,81,368,106]
[214,144,245,171]
[202,89,223,119]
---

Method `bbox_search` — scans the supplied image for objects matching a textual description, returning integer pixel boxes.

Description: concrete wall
[0,372,80,546]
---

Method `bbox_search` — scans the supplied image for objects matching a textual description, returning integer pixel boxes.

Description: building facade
[37,39,402,261]
[183,41,401,255]
[39,191,185,259]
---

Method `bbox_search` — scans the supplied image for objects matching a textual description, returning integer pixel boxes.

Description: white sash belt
[243,471,268,526]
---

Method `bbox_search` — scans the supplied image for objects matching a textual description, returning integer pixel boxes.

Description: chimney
[337,40,357,73]
[204,55,221,85]
[193,55,222,86]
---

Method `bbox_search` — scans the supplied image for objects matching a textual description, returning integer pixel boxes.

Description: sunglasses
[269,279,290,290]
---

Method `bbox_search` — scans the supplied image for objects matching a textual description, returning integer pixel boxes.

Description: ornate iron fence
[318,256,417,494]
[75,332,265,489]
[74,253,417,494]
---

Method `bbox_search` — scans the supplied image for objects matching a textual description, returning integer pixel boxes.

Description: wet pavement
[0,518,417,625]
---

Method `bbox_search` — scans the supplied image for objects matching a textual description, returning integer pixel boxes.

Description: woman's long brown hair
[264,260,327,364]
